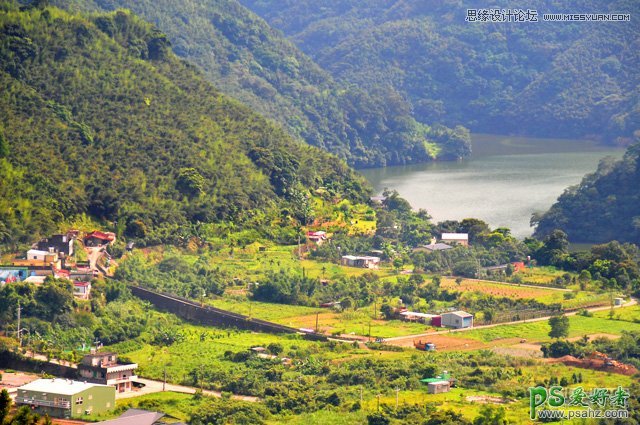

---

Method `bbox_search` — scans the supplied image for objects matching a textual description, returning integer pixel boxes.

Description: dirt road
[120,378,259,402]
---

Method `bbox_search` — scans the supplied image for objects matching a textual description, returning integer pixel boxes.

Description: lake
[360,134,624,238]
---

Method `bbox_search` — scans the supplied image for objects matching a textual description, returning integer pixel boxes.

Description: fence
[130,286,327,341]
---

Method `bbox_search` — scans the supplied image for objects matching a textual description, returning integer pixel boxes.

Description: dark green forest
[48,0,470,167]
[533,141,640,244]
[0,2,369,247]
[242,0,640,144]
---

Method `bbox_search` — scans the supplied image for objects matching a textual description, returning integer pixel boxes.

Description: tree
[176,168,205,198]
[267,342,283,356]
[0,389,11,424]
[11,405,39,425]
[392,257,403,273]
[0,131,8,158]
[452,260,480,278]
[473,405,507,425]
[380,303,394,320]
[578,270,591,290]
[482,309,494,323]
[548,315,570,339]
[35,278,74,320]
[367,412,390,425]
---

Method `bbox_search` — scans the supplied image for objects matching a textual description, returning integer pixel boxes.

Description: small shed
[441,311,473,328]
[341,255,380,269]
[614,297,624,306]
[427,381,450,394]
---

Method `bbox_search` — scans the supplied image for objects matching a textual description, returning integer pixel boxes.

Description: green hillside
[50,0,470,167]
[0,2,368,247]
[241,0,640,144]
[533,141,640,243]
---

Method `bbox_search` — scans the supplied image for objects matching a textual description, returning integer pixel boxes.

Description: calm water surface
[360,134,624,238]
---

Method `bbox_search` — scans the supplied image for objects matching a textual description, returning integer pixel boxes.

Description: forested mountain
[533,141,640,244]
[242,0,640,144]
[0,2,369,246]
[49,0,470,167]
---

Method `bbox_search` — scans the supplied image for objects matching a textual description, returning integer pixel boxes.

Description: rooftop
[443,310,473,318]
[85,231,116,241]
[419,243,453,251]
[441,233,469,240]
[95,409,165,425]
[341,255,380,261]
[19,378,110,396]
[400,311,439,319]
[26,249,50,256]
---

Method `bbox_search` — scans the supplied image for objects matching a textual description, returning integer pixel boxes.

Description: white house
[341,255,380,269]
[441,233,469,247]
[27,249,53,261]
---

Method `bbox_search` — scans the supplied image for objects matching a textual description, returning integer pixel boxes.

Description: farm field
[592,304,640,322]
[199,244,397,282]
[208,297,434,338]
[514,266,575,286]
[441,277,563,300]
[440,277,610,309]
[93,363,637,425]
[112,325,350,384]
[451,313,640,343]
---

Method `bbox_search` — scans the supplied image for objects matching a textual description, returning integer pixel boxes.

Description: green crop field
[115,326,347,384]
[453,313,640,343]
[592,304,640,323]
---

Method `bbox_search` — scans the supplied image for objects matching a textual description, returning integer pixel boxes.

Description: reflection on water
[360,134,624,238]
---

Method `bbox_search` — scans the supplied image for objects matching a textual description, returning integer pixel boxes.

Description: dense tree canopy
[242,0,640,144]
[534,141,640,244]
[50,0,470,167]
[0,2,368,246]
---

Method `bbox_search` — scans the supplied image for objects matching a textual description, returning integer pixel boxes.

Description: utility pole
[376,394,381,411]
[16,302,21,346]
[373,297,377,320]
[163,365,167,391]
[315,313,319,333]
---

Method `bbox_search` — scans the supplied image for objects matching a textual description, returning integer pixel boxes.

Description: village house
[441,311,473,329]
[84,231,116,247]
[77,353,138,394]
[15,378,115,418]
[440,233,469,247]
[427,380,450,394]
[35,233,75,257]
[73,281,92,299]
[307,230,327,245]
[341,255,380,269]
[13,249,62,269]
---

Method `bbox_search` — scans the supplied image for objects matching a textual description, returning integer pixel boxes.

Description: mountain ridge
[0,2,368,246]
[49,0,471,167]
